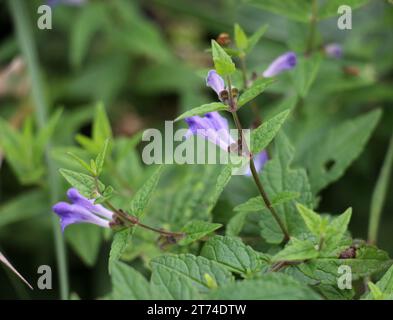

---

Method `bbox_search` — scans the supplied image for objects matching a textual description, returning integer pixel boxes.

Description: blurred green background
[0,0,392,299]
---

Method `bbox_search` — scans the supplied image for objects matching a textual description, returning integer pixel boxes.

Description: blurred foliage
[0,0,392,299]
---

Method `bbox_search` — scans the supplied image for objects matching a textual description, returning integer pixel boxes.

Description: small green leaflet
[174,102,227,122]
[246,24,268,54]
[237,78,275,108]
[111,261,152,300]
[251,109,290,154]
[129,165,164,217]
[179,220,222,246]
[201,235,262,276]
[234,23,248,51]
[59,168,105,198]
[150,254,233,299]
[95,138,110,176]
[272,238,319,262]
[211,40,236,76]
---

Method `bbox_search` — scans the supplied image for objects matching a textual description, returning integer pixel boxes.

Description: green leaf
[150,254,233,299]
[304,109,382,193]
[148,165,232,229]
[296,203,322,237]
[238,78,275,108]
[66,224,102,266]
[226,211,249,236]
[234,23,248,51]
[95,138,110,176]
[129,165,164,218]
[174,102,227,122]
[249,0,312,23]
[318,0,370,19]
[211,40,236,76]
[93,102,112,145]
[291,54,322,98]
[234,191,299,213]
[0,190,47,228]
[109,229,132,268]
[67,152,94,174]
[111,261,152,300]
[201,235,262,276]
[363,264,393,300]
[246,24,268,53]
[59,168,104,198]
[297,245,392,285]
[259,133,314,243]
[179,221,222,246]
[209,273,321,299]
[272,238,319,262]
[251,109,290,154]
[323,208,352,255]
[368,134,393,244]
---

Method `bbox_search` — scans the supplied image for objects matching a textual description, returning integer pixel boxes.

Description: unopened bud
[217,33,231,46]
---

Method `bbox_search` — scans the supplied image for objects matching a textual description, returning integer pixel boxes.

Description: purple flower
[324,43,342,59]
[52,188,113,231]
[262,52,297,78]
[206,70,225,97]
[245,150,268,176]
[185,112,235,152]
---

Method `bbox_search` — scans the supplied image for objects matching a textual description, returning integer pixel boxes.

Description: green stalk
[368,134,393,245]
[9,0,69,299]
[305,0,318,55]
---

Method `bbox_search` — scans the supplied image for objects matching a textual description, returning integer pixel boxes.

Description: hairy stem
[227,76,290,242]
[9,0,69,299]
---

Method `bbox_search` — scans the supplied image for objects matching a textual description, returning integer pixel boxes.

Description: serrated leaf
[150,254,233,299]
[59,168,104,198]
[209,273,321,299]
[234,23,248,51]
[297,245,392,285]
[201,235,261,276]
[67,152,94,174]
[273,238,319,262]
[129,165,164,217]
[296,203,322,237]
[363,264,393,300]
[109,229,132,269]
[174,102,227,122]
[179,220,222,246]
[111,261,152,300]
[211,40,236,76]
[234,191,299,213]
[259,133,314,243]
[93,102,112,146]
[95,138,110,176]
[238,78,275,108]
[305,109,382,193]
[226,211,249,236]
[323,208,352,254]
[251,109,290,154]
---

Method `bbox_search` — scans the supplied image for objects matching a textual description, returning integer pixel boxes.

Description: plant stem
[227,76,290,242]
[368,134,393,244]
[306,0,318,55]
[9,0,69,299]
